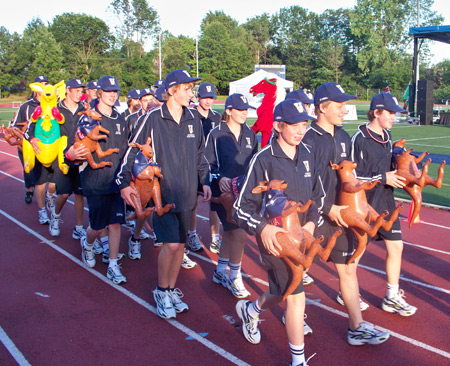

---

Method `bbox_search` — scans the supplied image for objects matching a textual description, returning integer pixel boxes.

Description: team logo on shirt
[115,123,122,135]
[246,137,252,149]
[341,142,347,157]
[303,160,311,177]
[187,124,195,138]
[211,122,216,129]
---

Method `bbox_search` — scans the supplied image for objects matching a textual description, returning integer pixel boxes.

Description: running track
[0,139,449,366]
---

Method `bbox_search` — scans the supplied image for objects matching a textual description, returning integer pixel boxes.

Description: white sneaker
[212,270,230,289]
[169,288,189,313]
[81,237,96,268]
[336,291,370,311]
[39,209,49,225]
[227,275,251,298]
[139,227,155,240]
[92,239,104,255]
[381,290,417,316]
[347,322,390,345]
[187,234,203,252]
[302,273,314,286]
[107,262,127,285]
[153,241,163,248]
[209,239,221,254]
[45,192,56,212]
[153,288,176,319]
[102,250,125,264]
[128,236,142,260]
[49,212,61,236]
[282,313,313,335]
[181,251,197,269]
[236,300,261,344]
[72,226,86,240]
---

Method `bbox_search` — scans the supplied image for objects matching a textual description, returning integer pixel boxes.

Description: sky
[1,0,449,64]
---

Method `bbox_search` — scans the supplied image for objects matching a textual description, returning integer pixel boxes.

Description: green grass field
[2,103,449,207]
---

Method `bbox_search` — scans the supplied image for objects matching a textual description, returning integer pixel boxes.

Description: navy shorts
[153,210,192,244]
[370,216,402,241]
[316,218,355,264]
[86,193,125,231]
[34,162,54,185]
[54,164,82,195]
[257,237,304,297]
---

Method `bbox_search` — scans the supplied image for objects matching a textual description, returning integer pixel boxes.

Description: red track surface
[0,139,449,366]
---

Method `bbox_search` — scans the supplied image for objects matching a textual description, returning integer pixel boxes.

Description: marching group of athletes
[9,70,417,366]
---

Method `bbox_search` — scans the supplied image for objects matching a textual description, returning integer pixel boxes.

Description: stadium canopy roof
[409,25,450,44]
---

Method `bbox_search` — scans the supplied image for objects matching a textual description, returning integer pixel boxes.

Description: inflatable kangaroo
[126,137,175,220]
[22,80,69,174]
[393,138,446,227]
[73,104,119,169]
[331,160,403,264]
[2,121,26,150]
[252,180,341,300]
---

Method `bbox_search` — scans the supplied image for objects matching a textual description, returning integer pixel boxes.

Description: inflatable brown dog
[331,160,403,264]
[126,137,175,221]
[252,180,341,300]
[393,138,446,227]
[73,104,119,169]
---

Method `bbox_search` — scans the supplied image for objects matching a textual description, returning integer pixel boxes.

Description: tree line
[0,0,449,102]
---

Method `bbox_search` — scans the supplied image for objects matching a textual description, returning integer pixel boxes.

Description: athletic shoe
[236,300,261,344]
[209,239,221,254]
[282,313,313,336]
[381,290,417,316]
[102,250,125,264]
[228,275,251,298]
[187,234,203,252]
[72,226,87,240]
[49,212,61,237]
[153,241,163,248]
[81,237,96,268]
[25,191,33,204]
[140,227,155,240]
[107,262,127,285]
[169,288,189,313]
[302,273,314,286]
[45,192,56,212]
[347,322,390,345]
[336,292,370,311]
[181,251,197,269]
[92,239,104,255]
[128,236,142,260]
[122,219,135,229]
[38,209,49,225]
[212,270,230,288]
[153,288,176,319]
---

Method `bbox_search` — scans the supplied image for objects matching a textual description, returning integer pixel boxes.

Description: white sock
[188,230,197,238]
[75,225,83,231]
[387,283,399,298]
[100,236,109,251]
[289,343,305,366]
[211,233,220,242]
[248,300,263,318]
[229,262,241,280]
[217,257,229,273]
[109,258,118,266]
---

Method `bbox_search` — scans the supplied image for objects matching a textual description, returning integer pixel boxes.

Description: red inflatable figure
[249,77,285,148]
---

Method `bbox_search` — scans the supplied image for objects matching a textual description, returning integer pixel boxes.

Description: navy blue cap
[314,82,355,105]
[274,99,316,124]
[154,87,165,102]
[66,78,85,89]
[225,93,255,110]
[165,69,201,89]
[140,88,154,98]
[87,81,97,89]
[97,75,120,91]
[34,75,48,83]
[127,88,141,99]
[370,93,407,113]
[153,79,165,88]
[285,90,313,104]
[198,83,217,98]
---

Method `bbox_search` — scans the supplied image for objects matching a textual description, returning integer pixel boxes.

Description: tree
[50,13,113,80]
[109,0,159,58]
[243,14,272,64]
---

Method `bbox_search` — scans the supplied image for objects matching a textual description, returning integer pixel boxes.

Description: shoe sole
[107,273,127,285]
[181,263,197,269]
[235,300,260,345]
[128,252,142,260]
[381,303,416,317]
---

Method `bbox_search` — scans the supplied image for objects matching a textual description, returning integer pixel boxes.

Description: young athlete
[85,81,98,104]
[302,82,390,345]
[187,82,222,256]
[233,99,320,366]
[122,88,141,119]
[65,75,129,285]
[351,92,416,316]
[49,78,86,238]
[206,93,258,298]
[118,69,211,319]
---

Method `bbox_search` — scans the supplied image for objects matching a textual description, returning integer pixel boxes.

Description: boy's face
[320,101,347,126]
[275,121,309,146]
[140,95,154,112]
[100,90,118,108]
[375,109,396,130]
[129,98,141,111]
[199,97,214,111]
[171,83,194,107]
[66,87,84,103]
[87,88,97,100]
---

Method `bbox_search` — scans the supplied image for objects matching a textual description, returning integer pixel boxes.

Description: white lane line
[0,208,250,366]
[0,325,32,366]
[408,136,450,142]
[403,240,450,256]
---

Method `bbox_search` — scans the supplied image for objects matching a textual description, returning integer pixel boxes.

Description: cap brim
[167,77,202,88]
[332,94,356,102]
[277,113,316,124]
[389,105,408,113]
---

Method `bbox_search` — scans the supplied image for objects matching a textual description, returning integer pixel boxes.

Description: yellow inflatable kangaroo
[23,81,70,174]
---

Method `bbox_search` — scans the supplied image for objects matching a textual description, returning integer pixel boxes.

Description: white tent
[228,70,294,117]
